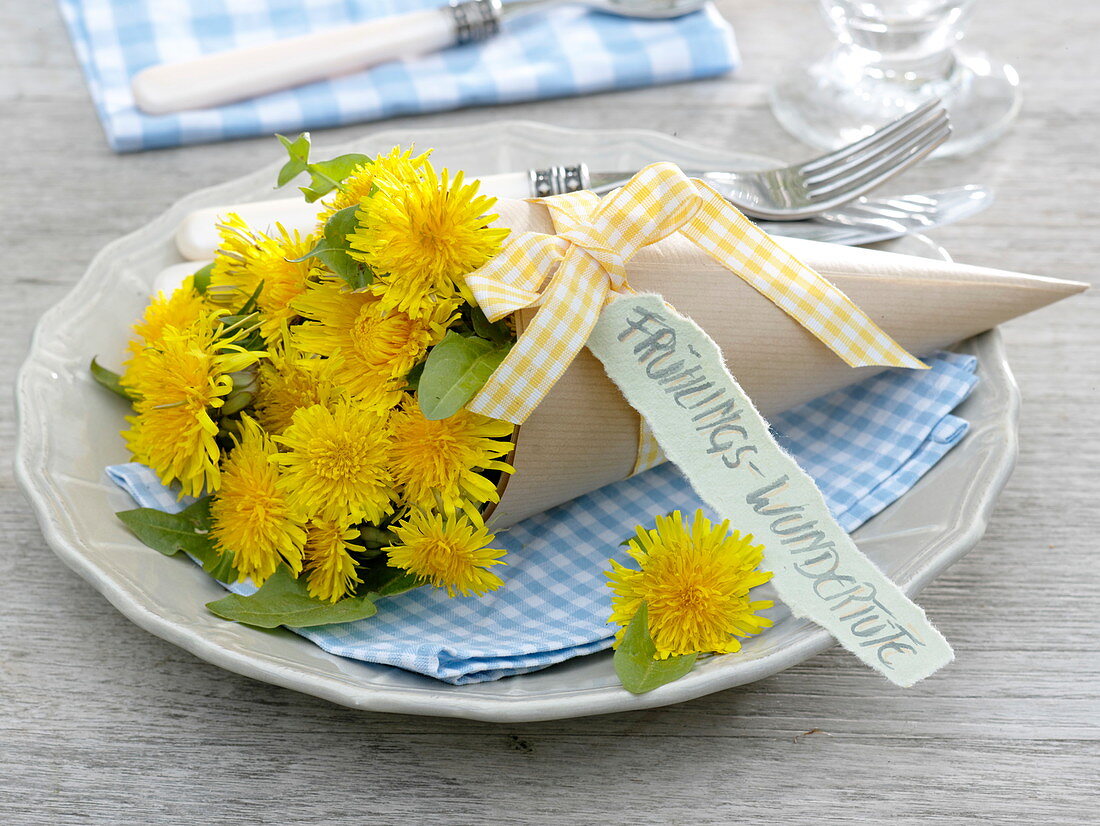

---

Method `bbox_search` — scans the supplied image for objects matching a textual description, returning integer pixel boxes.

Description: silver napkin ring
[450,0,502,44]
[528,165,592,197]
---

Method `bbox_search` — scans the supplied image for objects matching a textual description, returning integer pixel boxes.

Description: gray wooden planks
[1,0,1097,823]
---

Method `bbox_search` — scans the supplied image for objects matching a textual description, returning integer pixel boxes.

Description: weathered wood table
[2,0,1096,821]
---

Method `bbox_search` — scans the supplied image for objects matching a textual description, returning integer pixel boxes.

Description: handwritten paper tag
[587,294,953,686]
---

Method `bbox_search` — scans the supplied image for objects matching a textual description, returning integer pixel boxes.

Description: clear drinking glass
[769,0,1021,157]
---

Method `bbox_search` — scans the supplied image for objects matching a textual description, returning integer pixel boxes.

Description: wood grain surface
[2,1,1097,823]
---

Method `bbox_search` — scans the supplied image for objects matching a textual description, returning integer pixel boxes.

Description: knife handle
[132,8,457,115]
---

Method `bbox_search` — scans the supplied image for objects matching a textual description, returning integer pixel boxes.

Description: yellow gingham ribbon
[633,421,667,476]
[466,162,925,425]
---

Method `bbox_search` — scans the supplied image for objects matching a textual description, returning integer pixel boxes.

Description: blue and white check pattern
[57,0,739,152]
[108,352,977,684]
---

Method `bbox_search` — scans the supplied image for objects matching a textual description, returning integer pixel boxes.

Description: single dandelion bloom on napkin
[388,403,514,515]
[207,215,319,343]
[349,165,509,318]
[606,510,775,660]
[254,343,345,434]
[315,146,430,222]
[386,509,505,598]
[272,398,395,524]
[210,416,306,585]
[292,278,456,408]
[121,314,260,497]
[302,517,363,603]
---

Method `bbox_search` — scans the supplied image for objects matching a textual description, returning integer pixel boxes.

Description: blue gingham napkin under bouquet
[110,351,978,684]
[57,0,738,151]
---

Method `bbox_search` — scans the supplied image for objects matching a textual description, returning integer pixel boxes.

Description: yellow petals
[303,517,363,603]
[131,277,207,352]
[255,342,345,434]
[210,416,306,585]
[271,398,395,524]
[292,278,456,409]
[315,145,430,222]
[606,510,774,659]
[124,277,208,390]
[121,311,261,497]
[208,216,319,344]
[386,509,505,598]
[388,401,514,514]
[348,165,510,319]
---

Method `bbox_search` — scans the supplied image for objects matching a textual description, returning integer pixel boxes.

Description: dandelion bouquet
[95,137,533,627]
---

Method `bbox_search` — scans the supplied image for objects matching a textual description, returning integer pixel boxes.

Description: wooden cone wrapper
[482,197,1087,529]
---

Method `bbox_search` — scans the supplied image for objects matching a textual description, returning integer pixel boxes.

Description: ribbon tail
[683,180,926,370]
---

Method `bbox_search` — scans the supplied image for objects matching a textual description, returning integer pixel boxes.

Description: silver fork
[530,100,952,221]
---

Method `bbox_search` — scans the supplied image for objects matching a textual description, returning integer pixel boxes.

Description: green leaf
[90,358,134,401]
[299,154,372,202]
[469,304,512,345]
[117,497,211,555]
[418,332,511,421]
[614,603,698,694]
[278,132,311,163]
[219,390,254,416]
[289,205,373,289]
[205,566,377,628]
[357,525,397,549]
[324,204,360,245]
[403,360,426,394]
[191,262,214,294]
[374,571,424,598]
[237,280,264,315]
[274,133,370,200]
[203,550,239,584]
[276,133,312,188]
[358,563,424,598]
[116,497,238,581]
[320,205,373,288]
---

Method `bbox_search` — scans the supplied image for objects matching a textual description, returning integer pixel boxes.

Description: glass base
[769,47,1022,158]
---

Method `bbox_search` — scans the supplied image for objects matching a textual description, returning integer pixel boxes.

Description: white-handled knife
[130,0,706,115]
[172,178,992,261]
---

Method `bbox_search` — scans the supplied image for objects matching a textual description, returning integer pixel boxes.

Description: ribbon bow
[465,162,924,425]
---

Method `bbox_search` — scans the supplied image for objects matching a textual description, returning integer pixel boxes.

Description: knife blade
[755,186,993,245]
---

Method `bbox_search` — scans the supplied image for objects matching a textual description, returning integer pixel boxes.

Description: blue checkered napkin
[56,0,738,152]
[107,352,977,684]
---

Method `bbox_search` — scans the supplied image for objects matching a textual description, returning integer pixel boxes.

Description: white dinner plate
[15,122,1018,722]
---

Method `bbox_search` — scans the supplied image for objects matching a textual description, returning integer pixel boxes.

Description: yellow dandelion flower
[254,342,345,434]
[348,164,510,318]
[123,277,207,390]
[131,277,207,350]
[386,509,505,598]
[606,510,774,660]
[302,517,362,603]
[388,402,514,514]
[210,416,306,585]
[292,278,455,407]
[208,214,319,343]
[121,313,260,497]
[271,398,395,524]
[315,145,430,222]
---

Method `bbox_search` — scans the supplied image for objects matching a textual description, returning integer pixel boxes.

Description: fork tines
[799,101,952,203]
